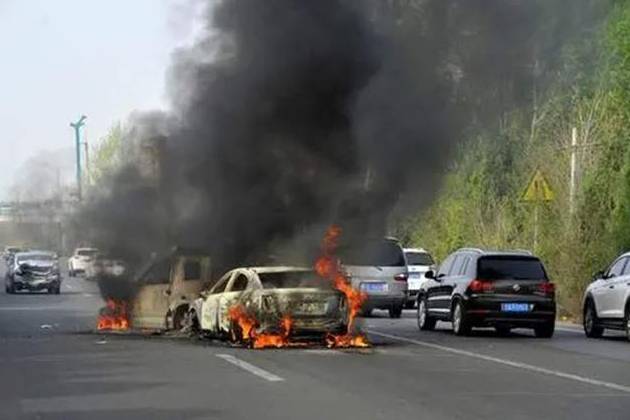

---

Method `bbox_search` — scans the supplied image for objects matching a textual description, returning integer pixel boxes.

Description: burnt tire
[389,304,403,319]
[417,296,436,331]
[172,306,189,331]
[182,311,201,338]
[452,301,471,336]
[534,322,555,338]
[583,300,604,338]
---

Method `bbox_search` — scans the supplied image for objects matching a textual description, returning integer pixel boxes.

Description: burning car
[5,251,61,294]
[187,267,348,344]
[96,248,212,331]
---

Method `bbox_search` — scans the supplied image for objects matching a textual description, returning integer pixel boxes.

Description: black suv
[416,248,556,337]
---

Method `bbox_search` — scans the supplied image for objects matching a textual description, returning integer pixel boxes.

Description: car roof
[455,248,535,257]
[404,247,428,254]
[16,251,55,257]
[246,266,312,274]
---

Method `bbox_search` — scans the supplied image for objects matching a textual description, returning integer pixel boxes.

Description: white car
[583,252,630,339]
[404,247,435,309]
[187,266,347,342]
[68,247,98,276]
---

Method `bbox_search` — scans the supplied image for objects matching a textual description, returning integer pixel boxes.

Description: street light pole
[70,115,87,201]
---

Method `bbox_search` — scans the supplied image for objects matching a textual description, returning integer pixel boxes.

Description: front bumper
[12,278,59,291]
[464,295,556,328]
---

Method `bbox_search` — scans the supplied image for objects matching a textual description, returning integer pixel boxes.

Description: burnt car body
[189,267,348,339]
[5,251,61,294]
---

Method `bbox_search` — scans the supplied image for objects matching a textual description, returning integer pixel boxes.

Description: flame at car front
[97,299,130,331]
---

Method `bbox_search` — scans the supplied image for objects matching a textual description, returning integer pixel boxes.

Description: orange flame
[228,305,294,349]
[325,333,370,348]
[97,299,130,331]
[315,225,370,348]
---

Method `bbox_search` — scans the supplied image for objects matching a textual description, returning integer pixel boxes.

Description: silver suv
[338,238,408,318]
[583,252,630,340]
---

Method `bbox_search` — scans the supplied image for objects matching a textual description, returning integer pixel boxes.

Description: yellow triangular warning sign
[522,170,554,202]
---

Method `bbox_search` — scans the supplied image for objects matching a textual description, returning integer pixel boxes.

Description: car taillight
[537,282,555,295]
[394,273,408,282]
[468,279,494,293]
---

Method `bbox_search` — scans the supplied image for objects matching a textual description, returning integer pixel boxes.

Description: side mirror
[163,289,172,296]
[424,270,435,280]
[199,290,209,299]
[593,270,605,280]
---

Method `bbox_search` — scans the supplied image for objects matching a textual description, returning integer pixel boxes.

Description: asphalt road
[2,274,630,419]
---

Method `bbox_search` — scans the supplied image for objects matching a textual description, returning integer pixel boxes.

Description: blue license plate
[501,303,531,313]
[360,282,388,293]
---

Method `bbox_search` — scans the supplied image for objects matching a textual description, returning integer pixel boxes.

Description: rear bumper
[363,295,406,310]
[465,296,555,328]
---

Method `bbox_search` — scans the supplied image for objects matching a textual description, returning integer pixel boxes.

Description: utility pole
[569,127,578,216]
[82,141,90,187]
[70,115,87,201]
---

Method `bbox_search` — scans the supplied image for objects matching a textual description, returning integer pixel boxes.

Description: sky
[0,0,204,200]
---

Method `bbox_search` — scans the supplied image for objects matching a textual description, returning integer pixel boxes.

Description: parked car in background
[583,252,630,340]
[5,251,61,294]
[338,238,408,318]
[86,255,127,281]
[68,247,98,276]
[187,267,347,340]
[404,248,435,309]
[417,248,556,338]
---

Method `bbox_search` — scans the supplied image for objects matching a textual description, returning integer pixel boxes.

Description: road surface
[2,274,630,419]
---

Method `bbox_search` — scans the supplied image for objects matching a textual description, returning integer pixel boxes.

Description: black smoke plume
[79,0,600,286]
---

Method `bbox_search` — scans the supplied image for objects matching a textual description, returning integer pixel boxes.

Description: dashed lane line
[216,354,285,382]
[368,329,630,394]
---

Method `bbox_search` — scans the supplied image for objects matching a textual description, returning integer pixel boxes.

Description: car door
[132,258,173,329]
[201,271,233,334]
[426,253,456,316]
[217,271,251,333]
[609,257,630,318]
[170,257,206,310]
[595,257,628,318]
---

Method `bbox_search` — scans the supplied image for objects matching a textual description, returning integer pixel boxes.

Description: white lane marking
[216,354,284,382]
[368,330,630,394]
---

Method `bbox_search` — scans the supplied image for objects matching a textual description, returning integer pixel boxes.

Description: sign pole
[533,203,539,252]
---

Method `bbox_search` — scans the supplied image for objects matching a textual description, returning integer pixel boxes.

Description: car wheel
[360,308,372,317]
[417,296,436,331]
[495,325,511,336]
[534,322,555,338]
[172,306,189,331]
[389,304,403,319]
[583,300,604,338]
[181,310,201,337]
[6,283,14,294]
[624,305,630,342]
[452,301,471,336]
